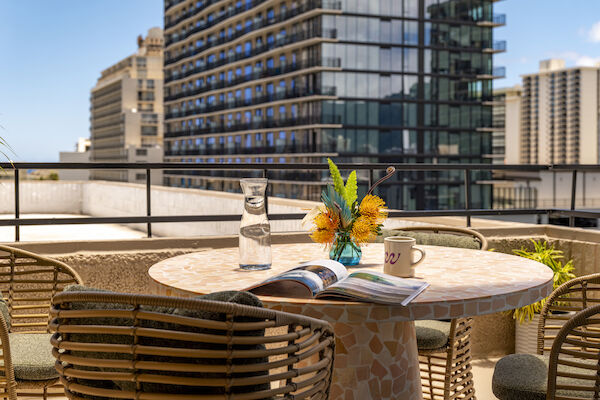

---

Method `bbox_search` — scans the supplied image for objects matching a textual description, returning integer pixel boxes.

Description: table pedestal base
[328,319,422,399]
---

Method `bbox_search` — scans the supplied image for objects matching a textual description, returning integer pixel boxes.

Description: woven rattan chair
[493,273,600,399]
[0,244,82,400]
[49,290,336,400]
[380,225,485,400]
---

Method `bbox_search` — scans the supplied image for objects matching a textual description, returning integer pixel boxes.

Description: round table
[149,243,553,400]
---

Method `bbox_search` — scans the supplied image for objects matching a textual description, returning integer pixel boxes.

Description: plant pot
[515,311,574,354]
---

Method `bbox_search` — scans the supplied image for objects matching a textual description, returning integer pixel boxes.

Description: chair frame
[49,291,336,400]
[419,318,476,400]
[390,226,488,251]
[0,245,82,400]
[546,303,600,399]
[393,225,484,399]
[537,273,600,355]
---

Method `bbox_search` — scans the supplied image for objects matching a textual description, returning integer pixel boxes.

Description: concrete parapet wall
[0,180,318,236]
[0,181,82,214]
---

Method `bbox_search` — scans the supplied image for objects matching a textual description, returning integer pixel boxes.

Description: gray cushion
[379,230,481,250]
[10,333,57,381]
[415,320,451,350]
[492,354,593,399]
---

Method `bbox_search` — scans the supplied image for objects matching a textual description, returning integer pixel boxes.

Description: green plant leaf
[327,158,346,200]
[512,239,576,323]
[344,170,358,207]
[328,185,352,228]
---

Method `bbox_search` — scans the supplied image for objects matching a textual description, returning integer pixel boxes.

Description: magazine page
[315,270,429,306]
[246,259,348,298]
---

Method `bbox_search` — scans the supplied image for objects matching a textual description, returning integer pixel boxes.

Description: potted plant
[303,159,395,266]
[512,239,575,353]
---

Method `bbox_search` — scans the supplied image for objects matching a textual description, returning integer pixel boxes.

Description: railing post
[14,169,19,242]
[570,170,577,227]
[263,169,268,215]
[464,169,471,227]
[146,168,152,238]
[368,169,373,191]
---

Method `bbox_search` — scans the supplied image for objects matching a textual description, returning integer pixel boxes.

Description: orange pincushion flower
[351,215,376,244]
[309,210,340,244]
[359,194,387,222]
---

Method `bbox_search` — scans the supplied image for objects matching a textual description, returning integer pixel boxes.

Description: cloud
[549,51,600,67]
[588,21,600,42]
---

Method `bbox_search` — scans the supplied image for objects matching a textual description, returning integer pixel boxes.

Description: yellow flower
[309,210,339,244]
[359,194,387,222]
[351,215,376,244]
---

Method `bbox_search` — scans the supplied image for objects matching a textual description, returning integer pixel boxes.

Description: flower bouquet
[303,159,396,266]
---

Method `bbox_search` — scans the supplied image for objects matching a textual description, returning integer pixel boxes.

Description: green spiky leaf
[328,186,352,228]
[327,158,346,200]
[344,170,358,207]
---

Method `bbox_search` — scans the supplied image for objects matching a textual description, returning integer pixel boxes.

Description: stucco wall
[0,181,82,214]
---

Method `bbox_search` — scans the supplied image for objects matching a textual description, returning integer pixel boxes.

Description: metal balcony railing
[165,86,336,119]
[164,28,338,83]
[3,163,600,242]
[164,57,340,101]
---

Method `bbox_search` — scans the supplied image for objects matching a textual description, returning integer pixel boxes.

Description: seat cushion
[379,230,481,250]
[10,333,58,381]
[415,320,450,350]
[492,354,593,399]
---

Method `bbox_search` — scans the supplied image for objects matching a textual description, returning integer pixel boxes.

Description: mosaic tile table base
[149,243,553,400]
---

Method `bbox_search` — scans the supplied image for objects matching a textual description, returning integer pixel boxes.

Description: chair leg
[419,318,476,400]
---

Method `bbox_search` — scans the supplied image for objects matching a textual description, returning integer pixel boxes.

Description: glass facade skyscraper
[163,0,504,209]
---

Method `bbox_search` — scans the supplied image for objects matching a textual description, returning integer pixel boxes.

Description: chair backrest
[50,291,335,400]
[546,303,600,399]
[381,225,488,250]
[0,245,82,333]
[537,273,600,355]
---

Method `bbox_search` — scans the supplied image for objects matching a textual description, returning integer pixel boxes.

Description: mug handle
[411,247,425,266]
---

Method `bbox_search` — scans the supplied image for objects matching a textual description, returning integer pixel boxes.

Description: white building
[506,59,600,165]
[90,27,164,185]
[59,138,91,181]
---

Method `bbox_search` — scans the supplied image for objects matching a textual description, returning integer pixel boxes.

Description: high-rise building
[509,59,600,165]
[492,85,521,164]
[163,0,504,209]
[90,28,164,184]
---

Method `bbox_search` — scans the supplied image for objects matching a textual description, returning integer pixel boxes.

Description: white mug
[384,236,426,278]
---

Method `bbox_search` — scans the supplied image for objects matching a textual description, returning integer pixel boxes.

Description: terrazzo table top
[149,242,553,321]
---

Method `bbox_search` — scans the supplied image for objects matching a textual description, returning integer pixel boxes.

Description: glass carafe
[239,178,272,270]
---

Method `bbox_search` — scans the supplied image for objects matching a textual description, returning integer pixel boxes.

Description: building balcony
[165,86,337,119]
[165,0,340,51]
[165,114,342,137]
[477,66,506,80]
[476,13,506,27]
[483,40,507,53]
[164,27,338,83]
[164,57,341,101]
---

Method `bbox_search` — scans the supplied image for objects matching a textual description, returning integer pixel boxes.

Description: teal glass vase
[329,232,362,266]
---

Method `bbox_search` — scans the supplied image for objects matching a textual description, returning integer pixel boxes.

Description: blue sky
[495,0,600,87]
[0,1,599,161]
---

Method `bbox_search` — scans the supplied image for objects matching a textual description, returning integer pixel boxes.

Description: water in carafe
[239,178,271,270]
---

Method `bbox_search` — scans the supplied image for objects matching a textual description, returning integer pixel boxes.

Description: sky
[1,1,600,162]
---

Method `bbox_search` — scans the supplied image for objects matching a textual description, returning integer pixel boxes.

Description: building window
[141,126,158,136]
[136,149,148,156]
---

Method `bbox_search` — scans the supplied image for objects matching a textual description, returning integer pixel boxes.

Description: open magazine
[246,259,429,306]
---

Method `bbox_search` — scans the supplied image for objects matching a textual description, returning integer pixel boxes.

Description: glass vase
[239,178,272,270]
[329,232,362,266]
